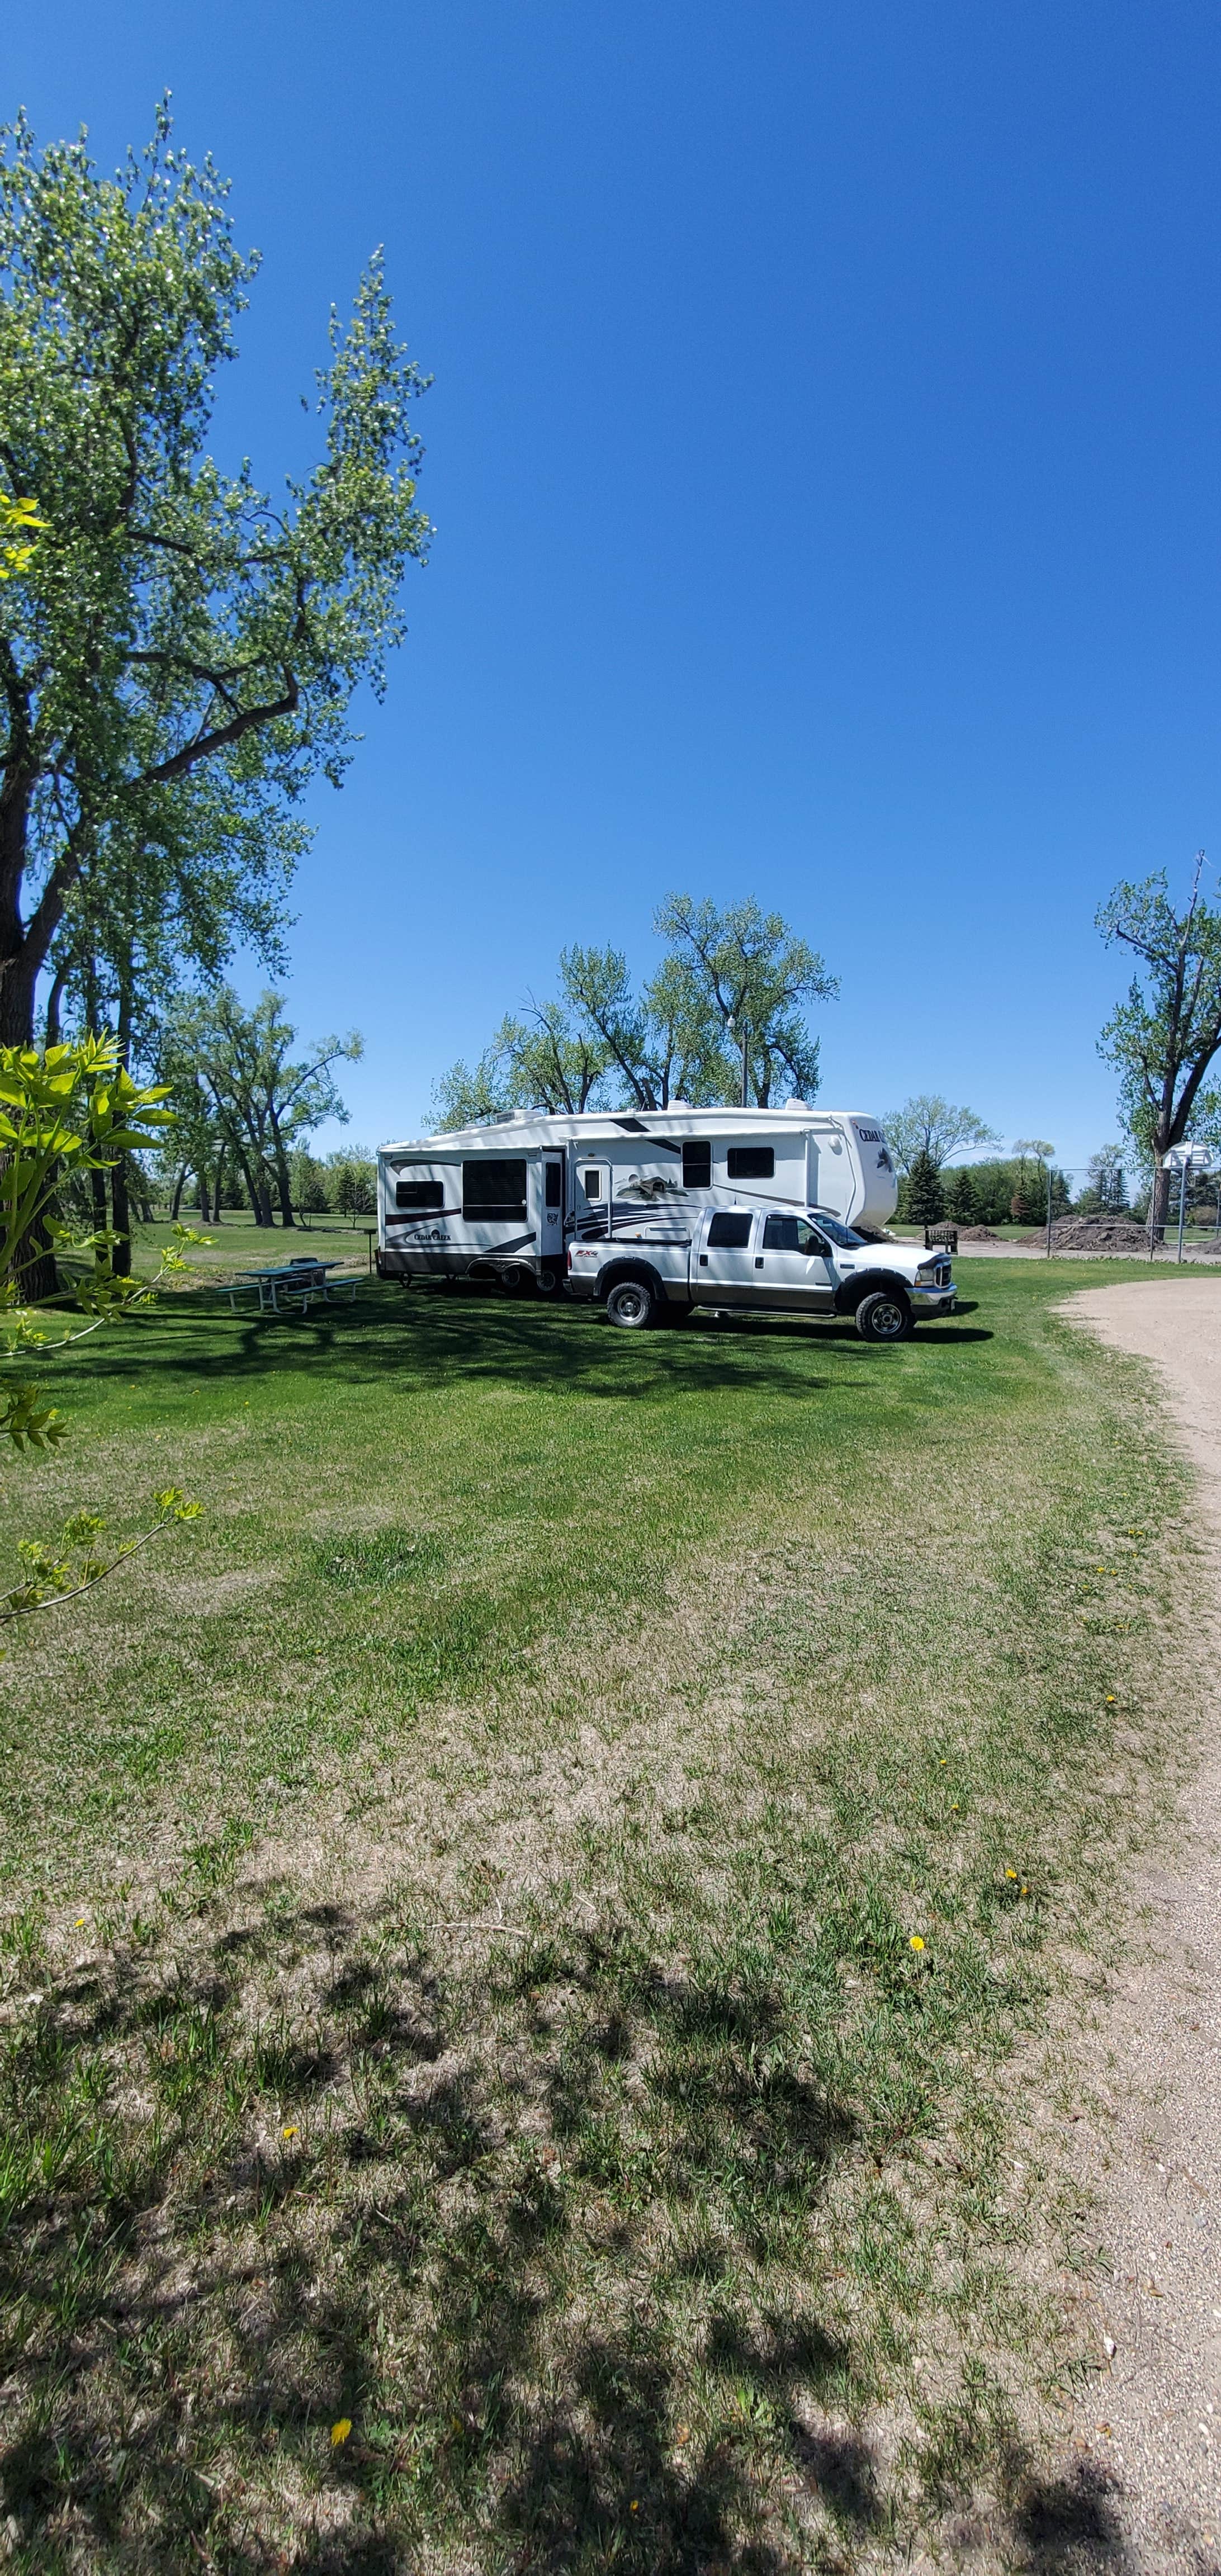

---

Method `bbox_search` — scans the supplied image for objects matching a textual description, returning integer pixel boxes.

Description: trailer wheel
[855,1289,912,1343]
[605,1277,658,1329]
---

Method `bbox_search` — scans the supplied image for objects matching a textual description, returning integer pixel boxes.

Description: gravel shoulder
[1061,1280,1221,2572]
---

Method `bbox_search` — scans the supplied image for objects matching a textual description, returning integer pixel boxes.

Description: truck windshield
[809,1212,868,1248]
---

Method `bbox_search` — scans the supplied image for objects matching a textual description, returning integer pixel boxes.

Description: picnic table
[223,1258,361,1317]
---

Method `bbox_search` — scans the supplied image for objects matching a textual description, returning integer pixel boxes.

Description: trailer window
[545,1162,562,1209]
[727,1145,774,1180]
[581,1168,603,1201]
[396,1180,445,1211]
[462,1158,528,1220]
[707,1212,753,1248]
[682,1140,712,1188]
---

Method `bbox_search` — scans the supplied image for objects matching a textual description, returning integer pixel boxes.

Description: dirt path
[1062,1280,1221,2570]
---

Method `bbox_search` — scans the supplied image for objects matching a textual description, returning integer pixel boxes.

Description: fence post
[1045,1162,1053,1258]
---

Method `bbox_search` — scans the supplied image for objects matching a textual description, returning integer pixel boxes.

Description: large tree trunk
[1149,1160,1172,1239]
[268,1111,296,1227]
[197,1168,212,1225]
[169,1164,187,1221]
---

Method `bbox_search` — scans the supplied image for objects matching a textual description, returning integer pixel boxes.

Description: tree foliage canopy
[1097,858,1221,1176]
[164,989,360,1227]
[0,100,431,1040]
[881,1094,997,1175]
[429,897,835,1128]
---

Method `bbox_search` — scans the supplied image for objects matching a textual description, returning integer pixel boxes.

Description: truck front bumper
[911,1282,956,1314]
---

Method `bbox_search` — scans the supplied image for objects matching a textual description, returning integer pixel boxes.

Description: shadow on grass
[37,1277,993,1419]
[0,1873,1145,2574]
[0,1896,860,2572]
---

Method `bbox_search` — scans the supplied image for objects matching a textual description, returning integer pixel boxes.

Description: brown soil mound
[1024,1218,1149,1253]
[954,1225,1003,1242]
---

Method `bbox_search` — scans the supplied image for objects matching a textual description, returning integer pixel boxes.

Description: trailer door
[574,1158,612,1239]
[539,1154,565,1259]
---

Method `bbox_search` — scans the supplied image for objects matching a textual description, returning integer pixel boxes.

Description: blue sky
[8,2,1221,1169]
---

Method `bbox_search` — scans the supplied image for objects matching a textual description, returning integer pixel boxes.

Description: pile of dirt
[955,1225,1003,1242]
[1023,1218,1150,1253]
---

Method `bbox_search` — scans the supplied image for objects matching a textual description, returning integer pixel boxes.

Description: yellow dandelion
[630,2501,638,2512]
[1020,1884,1029,1896]
[909,1934,925,1952]
[282,2125,298,2141]
[1005,1868,1018,1881]
[331,2418,352,2447]
[1106,1694,1116,1703]
[74,1917,85,1928]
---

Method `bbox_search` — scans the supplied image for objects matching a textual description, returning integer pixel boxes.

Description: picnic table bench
[223,1258,361,1317]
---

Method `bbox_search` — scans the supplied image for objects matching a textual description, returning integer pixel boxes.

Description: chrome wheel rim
[872,1299,906,1337]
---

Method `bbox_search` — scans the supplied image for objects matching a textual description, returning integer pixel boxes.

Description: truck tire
[605,1276,659,1329]
[855,1288,912,1343]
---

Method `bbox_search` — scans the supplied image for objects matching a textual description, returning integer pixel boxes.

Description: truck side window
[763,1214,829,1254]
[727,1146,774,1180]
[682,1141,712,1188]
[762,1214,799,1250]
[707,1213,753,1248]
[396,1180,445,1210]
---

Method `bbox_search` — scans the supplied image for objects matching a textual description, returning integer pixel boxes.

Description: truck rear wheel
[605,1277,658,1329]
[855,1289,912,1343]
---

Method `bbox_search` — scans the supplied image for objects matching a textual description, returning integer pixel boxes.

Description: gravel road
[1059,1281,1221,2572]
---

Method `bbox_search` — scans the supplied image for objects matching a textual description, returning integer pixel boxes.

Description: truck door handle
[754,1257,764,1268]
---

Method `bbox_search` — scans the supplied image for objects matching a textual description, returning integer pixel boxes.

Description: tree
[0,1034,198,1633]
[0,102,431,1046]
[431,1003,610,1128]
[1079,1145,1130,1214]
[289,1148,329,1223]
[905,1150,945,1227]
[881,1095,998,1176]
[0,491,43,583]
[170,990,361,1225]
[1097,856,1221,1230]
[942,1166,977,1223]
[557,943,728,1110]
[326,1151,377,1225]
[430,897,834,1124]
[1009,1139,1056,1225]
[652,896,836,1106]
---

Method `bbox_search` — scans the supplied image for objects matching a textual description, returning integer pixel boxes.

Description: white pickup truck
[566,1205,956,1341]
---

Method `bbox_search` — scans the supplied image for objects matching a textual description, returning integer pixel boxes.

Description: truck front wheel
[855,1289,912,1344]
[605,1277,659,1329]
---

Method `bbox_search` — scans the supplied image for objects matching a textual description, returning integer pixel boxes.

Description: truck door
[539,1155,565,1259]
[754,1213,836,1310]
[693,1208,757,1305]
[574,1158,612,1238]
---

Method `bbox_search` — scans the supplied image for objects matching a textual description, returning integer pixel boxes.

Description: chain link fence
[909,1156,1221,1262]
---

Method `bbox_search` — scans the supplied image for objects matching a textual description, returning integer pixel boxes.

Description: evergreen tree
[906,1149,944,1226]
[943,1166,977,1222]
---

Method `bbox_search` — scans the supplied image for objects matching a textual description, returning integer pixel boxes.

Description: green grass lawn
[0,1261,1200,2570]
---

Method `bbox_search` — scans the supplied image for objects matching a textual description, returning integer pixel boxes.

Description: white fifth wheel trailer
[376,1104,901,1299]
